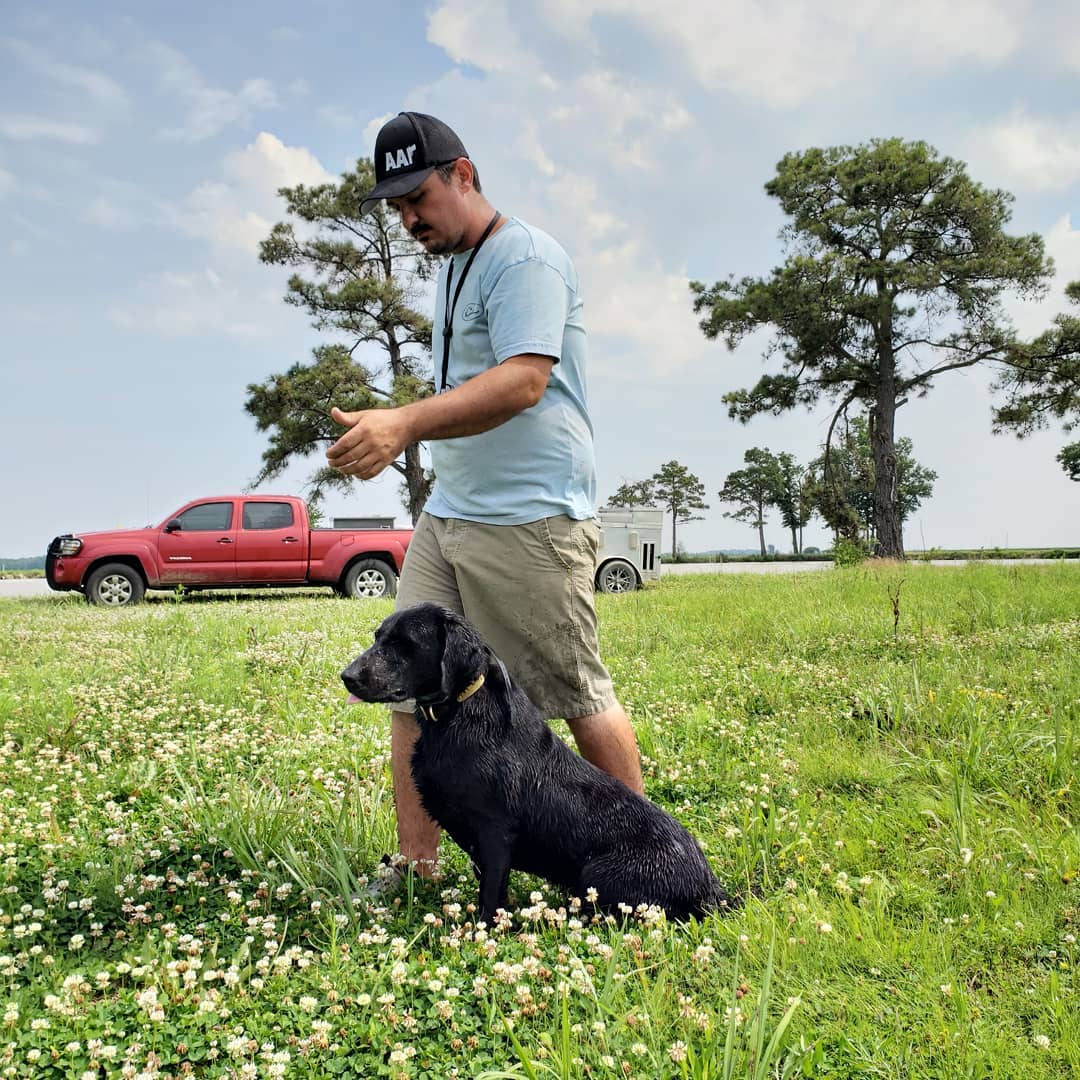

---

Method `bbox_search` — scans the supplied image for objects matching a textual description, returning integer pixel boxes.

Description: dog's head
[341,603,489,707]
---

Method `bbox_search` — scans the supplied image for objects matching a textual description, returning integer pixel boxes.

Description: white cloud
[533,0,1025,107]
[968,107,1080,193]
[317,104,355,128]
[362,113,395,157]
[108,134,333,341]
[427,0,548,78]
[179,132,335,255]
[148,42,278,143]
[557,71,691,171]
[1,36,128,105]
[82,196,135,230]
[1005,215,1080,337]
[0,113,99,144]
[269,26,302,43]
[535,170,709,374]
[0,165,14,197]
[109,268,264,339]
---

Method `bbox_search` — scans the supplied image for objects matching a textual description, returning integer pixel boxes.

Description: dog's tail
[706,880,742,915]
[706,867,765,916]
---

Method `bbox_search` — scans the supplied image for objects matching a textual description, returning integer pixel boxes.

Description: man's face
[387,168,467,256]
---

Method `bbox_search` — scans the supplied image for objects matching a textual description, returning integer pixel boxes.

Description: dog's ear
[439,611,487,700]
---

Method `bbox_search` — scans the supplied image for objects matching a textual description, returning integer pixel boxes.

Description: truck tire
[596,559,639,594]
[342,559,397,599]
[86,563,146,607]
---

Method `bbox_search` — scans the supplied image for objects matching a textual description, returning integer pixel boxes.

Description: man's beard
[414,226,468,256]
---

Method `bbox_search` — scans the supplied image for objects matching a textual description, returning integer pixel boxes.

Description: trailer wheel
[86,563,145,606]
[342,559,397,599]
[596,559,638,594]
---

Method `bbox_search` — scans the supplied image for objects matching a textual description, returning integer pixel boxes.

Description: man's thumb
[331,406,357,427]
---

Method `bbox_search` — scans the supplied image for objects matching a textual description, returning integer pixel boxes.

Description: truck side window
[175,502,234,531]
[242,502,295,530]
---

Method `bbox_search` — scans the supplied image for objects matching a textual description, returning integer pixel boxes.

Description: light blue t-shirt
[423,217,598,524]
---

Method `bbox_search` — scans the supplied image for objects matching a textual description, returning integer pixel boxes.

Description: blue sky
[2,0,1079,558]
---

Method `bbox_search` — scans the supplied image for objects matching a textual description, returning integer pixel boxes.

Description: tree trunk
[757,515,766,557]
[385,329,432,524]
[790,524,799,555]
[870,396,904,558]
[871,285,904,559]
[403,443,428,524]
[671,512,677,558]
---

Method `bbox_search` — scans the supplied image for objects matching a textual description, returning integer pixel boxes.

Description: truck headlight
[56,537,83,556]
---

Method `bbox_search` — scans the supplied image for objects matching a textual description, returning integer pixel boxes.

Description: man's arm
[326,354,554,480]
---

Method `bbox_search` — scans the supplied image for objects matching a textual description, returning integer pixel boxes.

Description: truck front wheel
[86,563,146,606]
[596,559,639,594]
[342,559,397,599]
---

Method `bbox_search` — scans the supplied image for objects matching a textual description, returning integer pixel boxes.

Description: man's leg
[566,702,645,795]
[391,709,441,874]
[385,514,461,878]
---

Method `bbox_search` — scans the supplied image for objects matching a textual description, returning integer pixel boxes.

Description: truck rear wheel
[596,559,639,594]
[342,559,397,599]
[86,563,146,606]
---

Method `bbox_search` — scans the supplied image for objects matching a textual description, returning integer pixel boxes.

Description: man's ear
[453,156,476,193]
[439,612,486,700]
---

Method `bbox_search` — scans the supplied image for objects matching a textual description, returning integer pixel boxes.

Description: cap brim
[360,167,436,215]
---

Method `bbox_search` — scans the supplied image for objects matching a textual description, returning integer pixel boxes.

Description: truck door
[235,500,308,582]
[158,501,238,583]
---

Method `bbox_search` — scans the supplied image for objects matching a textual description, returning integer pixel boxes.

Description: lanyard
[441,210,502,391]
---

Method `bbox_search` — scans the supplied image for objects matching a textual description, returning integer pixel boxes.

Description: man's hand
[327,406,412,479]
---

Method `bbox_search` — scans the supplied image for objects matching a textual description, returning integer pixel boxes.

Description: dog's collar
[416,673,486,723]
[456,673,485,703]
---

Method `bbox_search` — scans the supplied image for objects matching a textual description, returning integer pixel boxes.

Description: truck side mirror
[164,519,182,533]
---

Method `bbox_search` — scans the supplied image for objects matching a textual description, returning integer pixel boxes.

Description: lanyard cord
[440,210,502,391]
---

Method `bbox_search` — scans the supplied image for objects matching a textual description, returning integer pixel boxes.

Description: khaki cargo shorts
[395,512,617,721]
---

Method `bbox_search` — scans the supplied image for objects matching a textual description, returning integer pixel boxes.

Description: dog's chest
[411,731,514,831]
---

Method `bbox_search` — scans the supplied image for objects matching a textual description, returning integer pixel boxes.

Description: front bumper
[46,538,86,591]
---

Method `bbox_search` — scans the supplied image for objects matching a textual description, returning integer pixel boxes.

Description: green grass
[0,564,1077,1078]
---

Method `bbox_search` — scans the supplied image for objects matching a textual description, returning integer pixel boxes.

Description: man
[328,111,643,880]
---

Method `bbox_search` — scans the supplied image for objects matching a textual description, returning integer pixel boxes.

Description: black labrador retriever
[342,603,733,924]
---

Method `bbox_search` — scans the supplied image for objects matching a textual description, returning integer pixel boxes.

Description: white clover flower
[1033,1034,1051,1050]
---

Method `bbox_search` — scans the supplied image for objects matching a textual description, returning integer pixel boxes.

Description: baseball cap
[361,112,468,213]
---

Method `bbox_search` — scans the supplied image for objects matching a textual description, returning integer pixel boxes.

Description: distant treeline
[668,548,1080,563]
[0,556,45,571]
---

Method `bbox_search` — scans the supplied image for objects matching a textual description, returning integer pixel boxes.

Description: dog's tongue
[347,693,361,704]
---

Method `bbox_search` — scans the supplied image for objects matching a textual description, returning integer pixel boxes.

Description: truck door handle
[282,536,299,543]
[217,537,233,544]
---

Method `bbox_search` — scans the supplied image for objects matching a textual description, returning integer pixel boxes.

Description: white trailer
[595,506,663,593]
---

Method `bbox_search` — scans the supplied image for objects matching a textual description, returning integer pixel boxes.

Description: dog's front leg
[474,835,514,925]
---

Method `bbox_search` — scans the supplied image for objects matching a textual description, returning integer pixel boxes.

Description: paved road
[3,558,1075,601]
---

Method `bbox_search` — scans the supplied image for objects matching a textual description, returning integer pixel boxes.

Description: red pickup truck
[46,495,412,606]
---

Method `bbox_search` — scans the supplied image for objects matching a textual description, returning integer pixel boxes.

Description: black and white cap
[361,112,469,213]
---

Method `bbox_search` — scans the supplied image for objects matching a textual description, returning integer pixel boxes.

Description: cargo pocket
[540,516,576,573]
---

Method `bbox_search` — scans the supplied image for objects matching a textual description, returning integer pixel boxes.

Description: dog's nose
[341,665,368,695]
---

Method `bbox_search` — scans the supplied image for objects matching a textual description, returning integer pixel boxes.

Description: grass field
[1,565,1077,1078]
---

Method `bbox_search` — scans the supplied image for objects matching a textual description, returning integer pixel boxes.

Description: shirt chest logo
[462,302,483,320]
